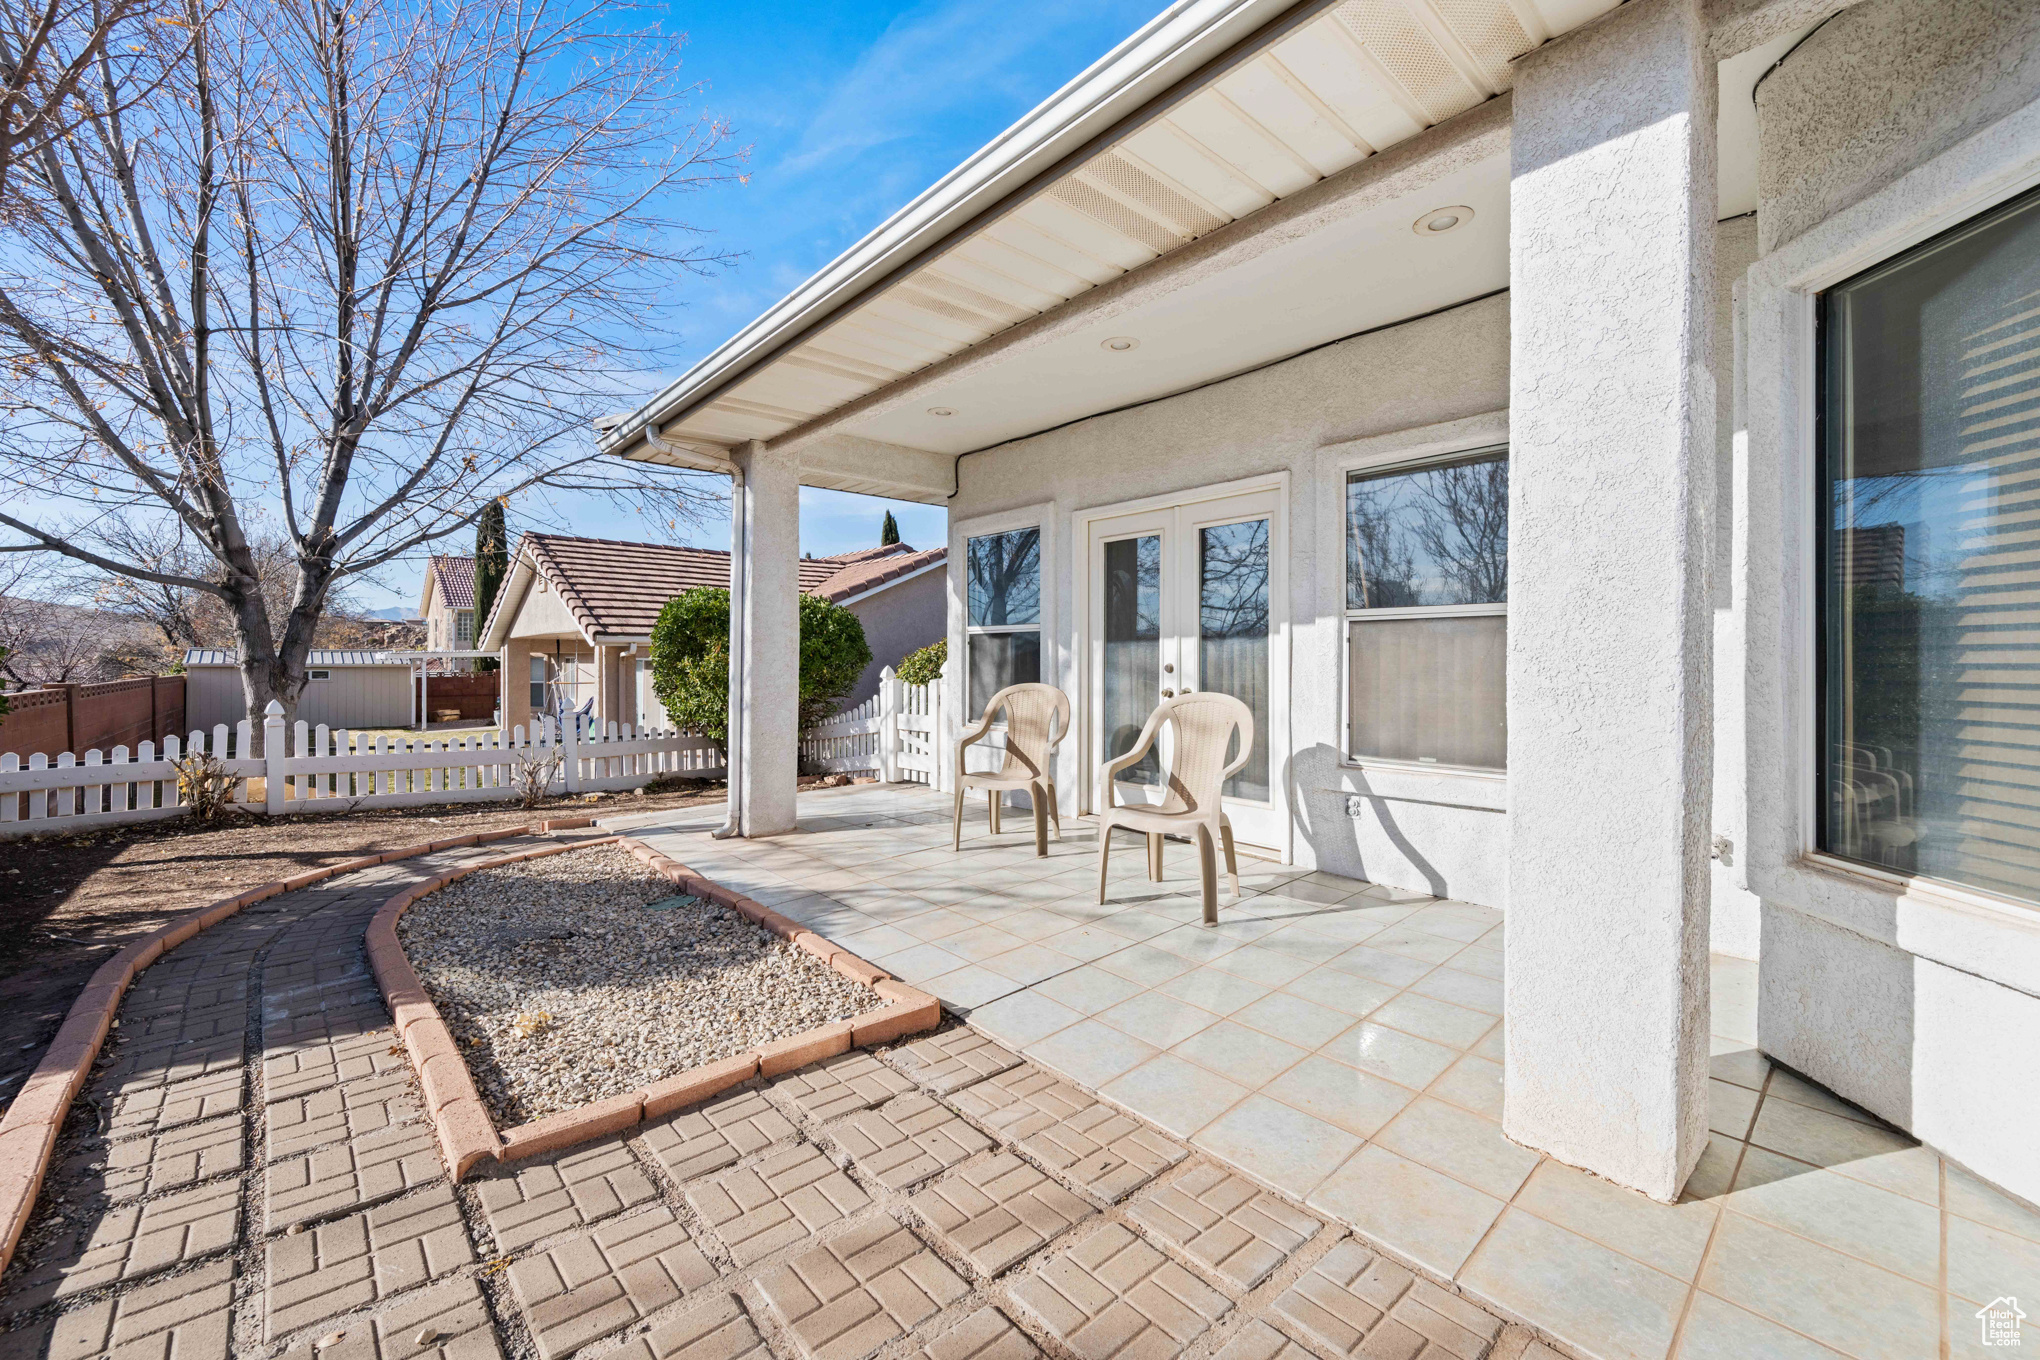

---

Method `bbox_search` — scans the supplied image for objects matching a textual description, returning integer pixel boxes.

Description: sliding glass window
[1344,450,1508,771]
[1819,185,2040,902]
[965,528,1042,712]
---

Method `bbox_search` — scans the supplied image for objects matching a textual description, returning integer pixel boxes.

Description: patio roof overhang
[599,0,1815,502]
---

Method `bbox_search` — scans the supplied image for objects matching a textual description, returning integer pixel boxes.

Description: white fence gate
[0,709,723,838]
[799,666,943,784]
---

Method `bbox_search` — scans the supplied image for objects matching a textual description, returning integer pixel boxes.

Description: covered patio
[620,785,2038,1360]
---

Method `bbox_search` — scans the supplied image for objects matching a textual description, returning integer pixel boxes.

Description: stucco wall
[1754,0,2040,252]
[1738,0,2040,1205]
[844,567,946,708]
[948,291,1511,902]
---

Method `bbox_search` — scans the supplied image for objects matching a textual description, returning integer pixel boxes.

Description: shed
[183,649,413,732]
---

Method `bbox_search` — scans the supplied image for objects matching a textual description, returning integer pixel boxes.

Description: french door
[1085,486,1286,854]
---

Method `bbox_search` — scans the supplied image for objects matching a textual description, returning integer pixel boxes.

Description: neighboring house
[476,534,945,735]
[592,0,2040,1213]
[184,649,411,731]
[418,555,477,665]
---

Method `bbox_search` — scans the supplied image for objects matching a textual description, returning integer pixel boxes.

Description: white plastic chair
[953,683,1069,856]
[1096,691,1253,925]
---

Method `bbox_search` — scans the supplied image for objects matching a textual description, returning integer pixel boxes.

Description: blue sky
[360,0,1157,613]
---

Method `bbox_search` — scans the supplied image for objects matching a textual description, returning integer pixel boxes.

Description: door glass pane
[967,631,1039,712]
[1200,519,1270,801]
[1348,616,1506,769]
[1821,185,2040,902]
[1104,536,1162,786]
[967,529,1041,626]
[1346,453,1508,608]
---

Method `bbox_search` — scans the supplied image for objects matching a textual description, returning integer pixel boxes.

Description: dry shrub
[174,752,243,822]
[512,749,564,809]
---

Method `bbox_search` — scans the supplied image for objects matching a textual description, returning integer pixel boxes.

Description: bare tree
[0,0,737,733]
[0,556,109,687]
[0,0,157,205]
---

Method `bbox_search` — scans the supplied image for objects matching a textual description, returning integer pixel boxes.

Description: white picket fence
[0,708,723,838]
[799,666,943,784]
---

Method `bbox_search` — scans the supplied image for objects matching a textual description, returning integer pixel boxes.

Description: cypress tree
[880,509,900,546]
[472,499,509,671]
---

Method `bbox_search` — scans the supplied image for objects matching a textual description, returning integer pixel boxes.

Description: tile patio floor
[626,786,2040,1360]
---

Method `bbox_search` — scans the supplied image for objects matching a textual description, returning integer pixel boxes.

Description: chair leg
[951,780,966,851]
[1219,818,1239,898]
[1097,823,1112,904]
[1147,832,1164,882]
[1044,780,1062,839]
[1030,782,1048,857]
[989,790,1001,835]
[1196,823,1219,926]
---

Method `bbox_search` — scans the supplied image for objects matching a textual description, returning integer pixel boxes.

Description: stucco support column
[730,440,800,835]
[502,638,534,735]
[1503,0,1717,1202]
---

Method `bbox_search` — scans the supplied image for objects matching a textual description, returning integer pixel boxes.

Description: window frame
[961,524,1045,715]
[1337,440,1511,779]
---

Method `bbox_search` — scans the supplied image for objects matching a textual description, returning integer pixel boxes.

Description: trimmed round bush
[897,638,945,688]
[649,587,874,743]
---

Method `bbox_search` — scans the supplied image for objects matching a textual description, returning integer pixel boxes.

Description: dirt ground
[0,781,730,1115]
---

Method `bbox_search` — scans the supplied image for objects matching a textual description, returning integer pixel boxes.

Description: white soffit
[613,0,1621,467]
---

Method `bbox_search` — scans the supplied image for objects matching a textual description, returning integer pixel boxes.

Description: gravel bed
[397,843,885,1124]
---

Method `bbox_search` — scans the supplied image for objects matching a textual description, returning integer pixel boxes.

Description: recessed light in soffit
[1101,336,1140,352]
[927,407,955,417]
[1414,205,1474,235]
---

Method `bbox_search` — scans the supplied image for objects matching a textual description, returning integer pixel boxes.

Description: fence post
[263,701,287,816]
[560,712,581,793]
[878,667,900,784]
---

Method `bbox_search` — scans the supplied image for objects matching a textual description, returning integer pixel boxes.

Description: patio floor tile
[1261,1056,1414,1139]
[1744,1099,1940,1205]
[1372,1098,1540,1201]
[1190,1096,1363,1201]
[834,1093,993,1190]
[506,1208,718,1360]
[1946,1210,2040,1307]
[1427,1054,1504,1122]
[684,1143,872,1265]
[1206,945,1317,988]
[1096,992,1220,1050]
[1089,944,1200,986]
[1023,1020,1159,1089]
[980,943,1083,987]
[751,1215,967,1360]
[1126,1163,1321,1291]
[1031,966,1146,1016]
[1168,1021,1309,1088]
[1728,1145,1942,1285]
[1308,1146,1503,1279]
[1230,993,1359,1050]
[1674,1292,1850,1360]
[936,925,1031,964]
[882,944,975,985]
[1509,1158,1715,1281]
[967,992,1085,1050]
[640,1089,798,1184]
[1406,968,1502,1016]
[1099,1056,1249,1142]
[1365,996,1496,1052]
[1274,970,1398,1019]
[1007,1223,1231,1360]
[1317,1022,1458,1090]
[907,1151,1097,1278]
[923,966,1026,1009]
[1696,1211,1941,1360]
[1319,948,1433,989]
[886,1028,1024,1096]
[1153,970,1270,1018]
[1034,925,1142,964]
[1460,1208,1685,1360]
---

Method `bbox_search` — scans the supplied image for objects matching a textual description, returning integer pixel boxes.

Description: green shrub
[649,587,873,743]
[897,638,945,688]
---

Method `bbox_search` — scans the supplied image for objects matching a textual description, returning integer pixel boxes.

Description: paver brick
[912,1308,1040,1360]
[1213,1320,1318,1360]
[266,1073,424,1160]
[1127,1164,1320,1291]
[266,1121,442,1232]
[834,1094,991,1191]
[105,1068,246,1141]
[1269,1239,1494,1360]
[751,1215,967,1360]
[99,1034,244,1095]
[264,1185,474,1338]
[616,1294,769,1360]
[78,1113,246,1203]
[506,1208,718,1360]
[685,1143,870,1266]
[773,1051,915,1121]
[947,1068,1185,1202]
[262,1026,410,1104]
[639,1090,795,1184]
[46,1255,236,1360]
[476,1140,657,1253]
[1007,1223,1231,1360]
[886,1030,1022,1096]
[907,1152,1094,1278]
[278,1276,502,1360]
[16,1178,241,1302]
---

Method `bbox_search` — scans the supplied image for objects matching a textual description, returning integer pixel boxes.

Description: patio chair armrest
[956,713,997,752]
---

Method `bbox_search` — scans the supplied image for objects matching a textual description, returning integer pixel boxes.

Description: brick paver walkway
[0,835,1555,1360]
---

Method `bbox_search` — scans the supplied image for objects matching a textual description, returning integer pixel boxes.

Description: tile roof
[427,555,476,611]
[506,535,943,639]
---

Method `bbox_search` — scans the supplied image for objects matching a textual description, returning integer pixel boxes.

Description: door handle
[1161,689,1175,698]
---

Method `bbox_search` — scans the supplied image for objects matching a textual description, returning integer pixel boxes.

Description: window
[529,655,547,710]
[965,527,1041,711]
[455,610,474,647]
[1344,449,1508,770]
[1818,185,2040,903]
[308,669,331,681]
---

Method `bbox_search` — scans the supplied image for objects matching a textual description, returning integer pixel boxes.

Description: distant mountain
[359,606,418,621]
